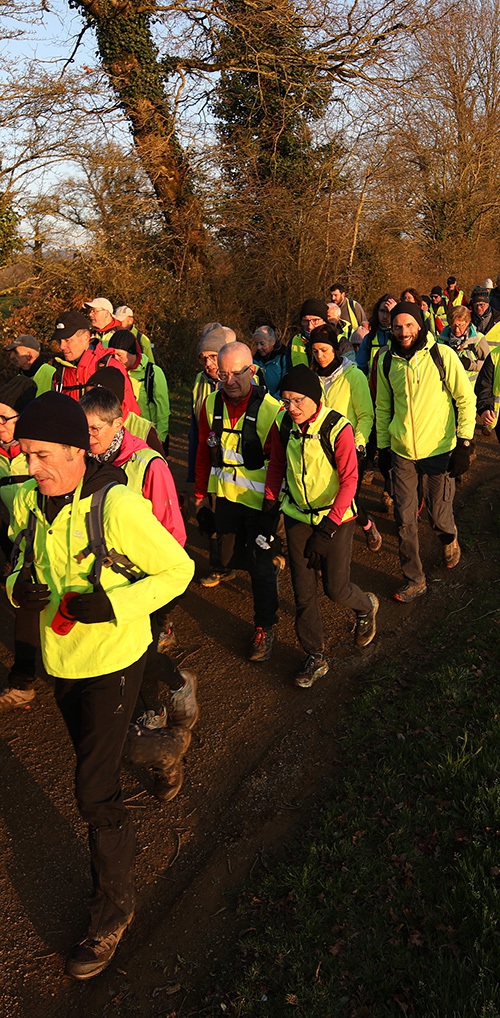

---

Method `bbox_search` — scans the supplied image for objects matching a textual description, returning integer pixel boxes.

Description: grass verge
[204,522,500,1016]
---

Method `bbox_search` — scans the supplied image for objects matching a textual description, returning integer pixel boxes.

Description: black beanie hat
[430,285,443,297]
[109,329,139,354]
[15,391,90,451]
[0,375,37,414]
[309,322,340,351]
[472,287,490,305]
[390,301,425,328]
[299,298,329,323]
[86,366,125,403]
[280,364,322,406]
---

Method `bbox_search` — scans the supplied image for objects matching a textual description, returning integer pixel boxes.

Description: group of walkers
[0,277,498,981]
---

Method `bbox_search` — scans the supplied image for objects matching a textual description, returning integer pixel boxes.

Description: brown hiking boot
[394,579,427,603]
[249,626,274,662]
[443,537,461,569]
[65,914,134,980]
[154,761,185,803]
[169,671,199,729]
[364,517,382,552]
[355,593,379,647]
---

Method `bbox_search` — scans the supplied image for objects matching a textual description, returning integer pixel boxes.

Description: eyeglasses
[199,353,218,362]
[281,396,307,409]
[0,413,19,425]
[217,365,252,382]
[88,423,109,436]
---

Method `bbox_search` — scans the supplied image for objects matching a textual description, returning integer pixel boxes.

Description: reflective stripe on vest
[205,390,279,508]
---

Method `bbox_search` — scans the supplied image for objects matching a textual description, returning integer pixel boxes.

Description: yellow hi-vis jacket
[7,479,194,679]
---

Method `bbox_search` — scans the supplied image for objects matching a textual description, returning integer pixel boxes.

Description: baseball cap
[52,310,91,342]
[114,305,133,320]
[4,334,40,353]
[84,297,114,314]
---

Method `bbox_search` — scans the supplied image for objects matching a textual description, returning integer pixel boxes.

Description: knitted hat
[299,298,329,323]
[4,335,40,353]
[390,301,425,328]
[484,278,494,289]
[108,328,138,354]
[15,391,90,450]
[85,366,125,403]
[280,364,322,406]
[430,285,442,297]
[52,310,91,342]
[309,323,340,351]
[0,375,37,414]
[472,288,490,305]
[197,325,228,355]
[447,276,457,286]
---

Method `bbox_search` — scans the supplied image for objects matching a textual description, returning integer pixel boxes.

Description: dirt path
[0,433,498,1017]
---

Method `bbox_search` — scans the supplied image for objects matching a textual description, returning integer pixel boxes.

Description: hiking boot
[157,620,177,653]
[295,653,330,688]
[249,626,274,662]
[169,670,199,729]
[65,914,134,980]
[135,706,167,729]
[0,686,35,712]
[364,517,382,552]
[200,569,236,588]
[355,593,379,648]
[124,723,191,768]
[443,537,461,569]
[154,760,184,803]
[378,490,393,514]
[394,579,427,603]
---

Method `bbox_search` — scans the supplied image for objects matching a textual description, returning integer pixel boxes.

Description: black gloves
[377,448,392,477]
[460,356,472,371]
[12,573,50,613]
[304,517,337,570]
[67,591,115,624]
[196,505,216,536]
[448,438,474,478]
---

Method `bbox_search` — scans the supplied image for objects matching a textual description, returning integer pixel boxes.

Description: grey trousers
[391,452,456,585]
[285,516,371,656]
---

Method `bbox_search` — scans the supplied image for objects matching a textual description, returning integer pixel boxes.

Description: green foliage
[200,506,500,1016]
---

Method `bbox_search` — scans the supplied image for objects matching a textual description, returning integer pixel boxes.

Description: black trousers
[285,516,371,656]
[53,652,146,937]
[215,497,279,628]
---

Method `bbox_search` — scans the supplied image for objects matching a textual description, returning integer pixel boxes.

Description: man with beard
[376,301,476,602]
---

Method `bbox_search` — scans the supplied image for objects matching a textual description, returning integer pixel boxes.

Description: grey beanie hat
[197,325,228,355]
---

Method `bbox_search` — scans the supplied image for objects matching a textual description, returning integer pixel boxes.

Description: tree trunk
[70,0,205,276]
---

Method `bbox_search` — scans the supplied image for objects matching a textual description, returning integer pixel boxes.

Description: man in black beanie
[264,364,378,688]
[6,391,194,979]
[376,302,476,601]
[289,298,330,368]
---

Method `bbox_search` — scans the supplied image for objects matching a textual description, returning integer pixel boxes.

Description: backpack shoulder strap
[11,508,37,572]
[382,348,393,381]
[279,409,293,448]
[429,342,448,390]
[211,389,224,438]
[319,409,342,468]
[144,361,155,403]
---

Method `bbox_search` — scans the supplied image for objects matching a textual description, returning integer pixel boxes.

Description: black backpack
[12,483,141,589]
[278,408,342,469]
[210,386,268,471]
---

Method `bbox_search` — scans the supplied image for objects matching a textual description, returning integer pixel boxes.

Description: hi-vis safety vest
[289,334,310,367]
[280,403,357,526]
[120,445,163,495]
[193,371,218,421]
[205,387,280,509]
